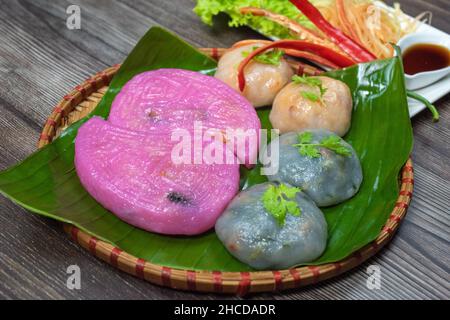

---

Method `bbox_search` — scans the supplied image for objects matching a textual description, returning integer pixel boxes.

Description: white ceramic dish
[402,23,450,116]
[397,32,450,90]
[366,2,450,117]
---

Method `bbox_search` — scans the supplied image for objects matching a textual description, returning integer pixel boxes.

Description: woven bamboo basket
[38,48,414,295]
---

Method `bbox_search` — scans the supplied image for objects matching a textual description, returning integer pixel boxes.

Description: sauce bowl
[396,32,450,90]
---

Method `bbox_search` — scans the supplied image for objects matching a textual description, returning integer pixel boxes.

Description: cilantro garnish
[242,46,284,65]
[292,74,322,86]
[301,91,320,102]
[292,75,328,104]
[292,132,352,158]
[261,184,301,226]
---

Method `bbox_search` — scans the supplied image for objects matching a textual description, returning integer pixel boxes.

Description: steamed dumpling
[262,129,363,207]
[215,43,294,108]
[270,76,352,136]
[215,182,327,270]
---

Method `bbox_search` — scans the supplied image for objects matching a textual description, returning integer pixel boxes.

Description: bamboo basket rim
[37,48,414,295]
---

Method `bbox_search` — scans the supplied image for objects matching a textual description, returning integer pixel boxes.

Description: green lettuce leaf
[193,0,320,39]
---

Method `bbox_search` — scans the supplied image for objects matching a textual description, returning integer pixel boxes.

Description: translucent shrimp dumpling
[262,129,363,207]
[270,76,353,136]
[215,182,327,270]
[214,43,294,107]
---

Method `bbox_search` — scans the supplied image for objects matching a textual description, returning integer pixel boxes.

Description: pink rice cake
[75,117,240,235]
[108,69,260,167]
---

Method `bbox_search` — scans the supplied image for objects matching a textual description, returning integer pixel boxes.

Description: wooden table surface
[0,0,449,300]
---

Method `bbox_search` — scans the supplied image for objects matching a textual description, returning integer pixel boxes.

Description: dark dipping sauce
[403,43,450,75]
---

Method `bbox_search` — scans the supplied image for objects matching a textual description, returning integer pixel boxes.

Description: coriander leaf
[299,144,322,158]
[292,132,352,158]
[241,46,259,58]
[298,131,313,144]
[262,184,301,226]
[293,132,321,157]
[292,75,327,104]
[301,91,320,102]
[292,74,321,87]
[320,136,353,157]
[242,47,284,65]
[254,49,284,65]
[285,200,301,216]
[278,183,300,198]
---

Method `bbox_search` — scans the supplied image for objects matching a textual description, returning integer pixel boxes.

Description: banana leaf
[0,26,412,271]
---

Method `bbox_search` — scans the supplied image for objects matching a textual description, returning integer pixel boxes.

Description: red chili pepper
[237,40,356,91]
[289,0,376,62]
